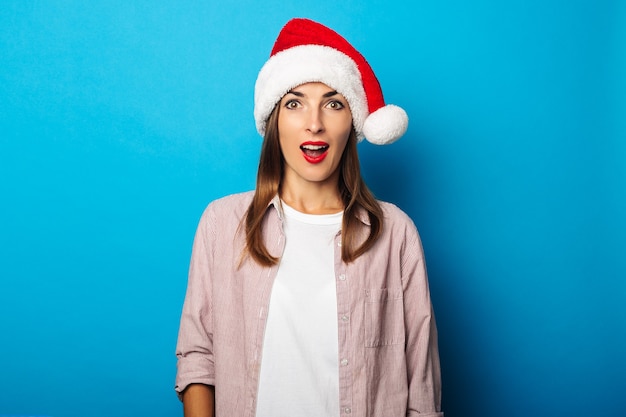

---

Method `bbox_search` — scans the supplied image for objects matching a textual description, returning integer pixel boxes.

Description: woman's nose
[306,108,325,134]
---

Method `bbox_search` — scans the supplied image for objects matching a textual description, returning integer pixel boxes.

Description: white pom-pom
[362,104,409,145]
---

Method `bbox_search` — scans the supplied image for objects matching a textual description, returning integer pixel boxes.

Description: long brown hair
[244,104,383,266]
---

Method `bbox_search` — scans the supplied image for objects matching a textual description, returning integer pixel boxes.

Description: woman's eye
[284,100,300,109]
[327,100,345,110]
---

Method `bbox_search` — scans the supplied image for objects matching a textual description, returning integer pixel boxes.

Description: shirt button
[338,274,346,281]
[341,358,349,366]
[341,315,349,322]
[344,407,352,414]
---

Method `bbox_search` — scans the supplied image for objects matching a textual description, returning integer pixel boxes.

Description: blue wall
[1,1,624,416]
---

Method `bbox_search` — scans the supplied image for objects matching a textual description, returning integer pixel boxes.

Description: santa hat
[254,18,408,145]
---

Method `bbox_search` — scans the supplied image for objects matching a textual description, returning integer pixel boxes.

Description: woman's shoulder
[376,200,424,252]
[378,200,415,227]
[200,190,255,224]
[207,190,255,210]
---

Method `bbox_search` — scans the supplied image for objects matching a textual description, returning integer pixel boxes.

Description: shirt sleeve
[174,206,217,399]
[401,222,444,417]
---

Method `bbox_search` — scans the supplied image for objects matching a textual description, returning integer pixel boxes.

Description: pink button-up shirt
[175,191,443,417]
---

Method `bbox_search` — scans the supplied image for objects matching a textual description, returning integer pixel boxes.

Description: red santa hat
[254,18,408,145]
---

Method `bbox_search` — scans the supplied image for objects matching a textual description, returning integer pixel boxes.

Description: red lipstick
[300,141,329,164]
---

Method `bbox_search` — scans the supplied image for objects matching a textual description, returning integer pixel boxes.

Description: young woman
[175,18,443,417]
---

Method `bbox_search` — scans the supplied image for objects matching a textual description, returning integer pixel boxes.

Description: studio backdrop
[1,1,624,416]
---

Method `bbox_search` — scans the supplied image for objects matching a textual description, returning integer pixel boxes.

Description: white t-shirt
[255,202,342,417]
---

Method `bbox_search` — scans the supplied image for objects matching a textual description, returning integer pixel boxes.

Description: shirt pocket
[364,288,405,347]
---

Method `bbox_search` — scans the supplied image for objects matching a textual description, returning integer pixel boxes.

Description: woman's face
[277,82,352,189]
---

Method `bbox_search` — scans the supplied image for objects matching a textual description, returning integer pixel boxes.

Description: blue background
[1,1,625,416]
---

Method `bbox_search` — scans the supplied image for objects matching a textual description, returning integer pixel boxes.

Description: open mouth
[300,143,329,157]
[300,142,329,164]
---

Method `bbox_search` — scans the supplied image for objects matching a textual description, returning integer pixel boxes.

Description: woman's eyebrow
[285,90,340,98]
[285,90,304,97]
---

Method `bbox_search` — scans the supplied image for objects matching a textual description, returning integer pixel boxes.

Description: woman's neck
[280,180,343,215]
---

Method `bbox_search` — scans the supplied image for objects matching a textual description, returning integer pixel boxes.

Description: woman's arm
[175,207,217,405]
[183,384,215,417]
[402,224,444,417]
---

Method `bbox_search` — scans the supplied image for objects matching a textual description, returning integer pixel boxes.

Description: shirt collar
[268,194,285,220]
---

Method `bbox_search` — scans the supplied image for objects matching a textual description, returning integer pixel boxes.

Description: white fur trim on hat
[254,44,369,141]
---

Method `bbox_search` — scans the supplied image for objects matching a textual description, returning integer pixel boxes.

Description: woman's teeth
[300,144,329,156]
